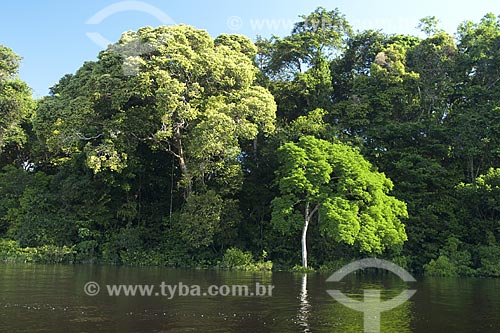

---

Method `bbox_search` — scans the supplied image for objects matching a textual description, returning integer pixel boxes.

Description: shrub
[477,245,500,277]
[75,240,99,263]
[222,247,253,268]
[0,239,75,263]
[424,237,476,277]
[220,247,272,271]
[424,255,457,277]
[292,264,315,273]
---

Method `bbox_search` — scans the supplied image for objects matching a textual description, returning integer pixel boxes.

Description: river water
[1,263,499,332]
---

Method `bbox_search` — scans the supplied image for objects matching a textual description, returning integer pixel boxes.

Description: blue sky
[1,0,500,97]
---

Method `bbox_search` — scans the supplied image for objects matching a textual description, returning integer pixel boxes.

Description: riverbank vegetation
[1,8,500,276]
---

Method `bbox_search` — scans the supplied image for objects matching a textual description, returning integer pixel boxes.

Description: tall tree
[450,13,500,184]
[271,136,407,267]
[34,25,276,198]
[257,7,352,120]
[0,45,34,166]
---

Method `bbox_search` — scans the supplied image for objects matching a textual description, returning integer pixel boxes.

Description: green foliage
[291,264,315,273]
[1,9,500,275]
[257,8,351,120]
[0,239,75,263]
[0,168,76,247]
[272,136,408,257]
[34,25,276,198]
[171,190,238,251]
[12,172,74,247]
[476,245,500,277]
[74,240,99,263]
[456,168,500,245]
[424,237,475,276]
[0,45,34,164]
[317,258,354,273]
[118,249,171,267]
[220,247,273,271]
[221,247,253,268]
[0,46,21,78]
[0,165,30,236]
[417,16,443,36]
[424,256,458,277]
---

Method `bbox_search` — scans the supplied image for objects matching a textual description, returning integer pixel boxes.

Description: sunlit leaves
[34,25,276,193]
[0,46,33,155]
[272,136,408,254]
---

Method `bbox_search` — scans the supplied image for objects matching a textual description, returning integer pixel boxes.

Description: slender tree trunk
[302,201,310,268]
[177,154,192,199]
[302,202,320,268]
[173,128,192,199]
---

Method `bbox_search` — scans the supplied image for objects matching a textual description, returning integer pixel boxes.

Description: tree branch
[308,203,321,220]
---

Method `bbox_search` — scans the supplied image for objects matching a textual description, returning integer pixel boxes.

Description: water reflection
[321,276,413,332]
[1,264,500,332]
[297,273,311,332]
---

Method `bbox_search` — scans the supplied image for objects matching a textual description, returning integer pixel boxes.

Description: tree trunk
[173,128,192,199]
[177,153,192,199]
[301,202,320,268]
[302,202,310,268]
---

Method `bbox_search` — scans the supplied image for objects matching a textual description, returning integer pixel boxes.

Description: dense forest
[1,8,500,276]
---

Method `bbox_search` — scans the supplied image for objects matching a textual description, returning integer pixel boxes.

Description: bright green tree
[271,136,408,267]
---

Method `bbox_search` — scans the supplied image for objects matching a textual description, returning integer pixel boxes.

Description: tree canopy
[0,45,33,163]
[1,9,500,275]
[34,25,276,198]
[272,136,407,267]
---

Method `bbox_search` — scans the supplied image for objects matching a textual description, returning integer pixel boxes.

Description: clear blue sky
[1,0,500,97]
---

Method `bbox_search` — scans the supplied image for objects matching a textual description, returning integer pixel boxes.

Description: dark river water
[1,263,500,332]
